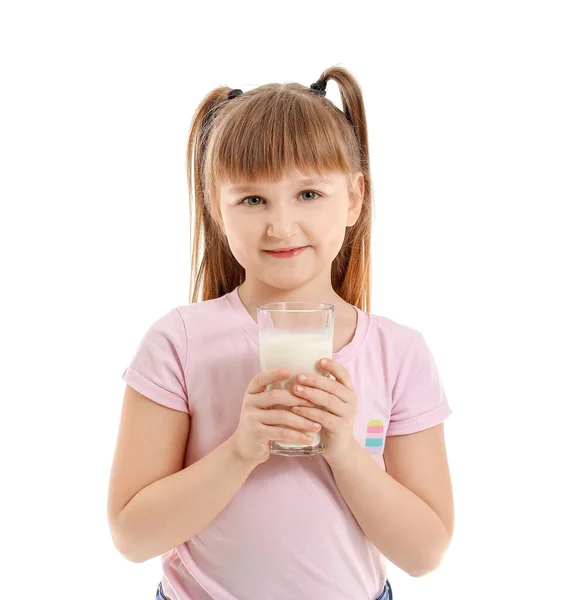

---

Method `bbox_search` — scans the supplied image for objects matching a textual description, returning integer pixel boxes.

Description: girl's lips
[263,246,309,258]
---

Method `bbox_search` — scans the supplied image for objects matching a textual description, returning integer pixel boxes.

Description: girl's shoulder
[362,305,419,336]
[362,308,426,359]
[174,294,229,322]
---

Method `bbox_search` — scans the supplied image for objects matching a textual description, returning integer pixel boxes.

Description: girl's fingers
[260,408,321,432]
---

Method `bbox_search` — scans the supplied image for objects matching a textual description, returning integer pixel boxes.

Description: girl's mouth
[263,246,310,259]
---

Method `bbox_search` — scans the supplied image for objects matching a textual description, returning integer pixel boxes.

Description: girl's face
[216,170,364,291]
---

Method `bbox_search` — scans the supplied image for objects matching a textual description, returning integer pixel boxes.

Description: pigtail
[317,66,373,313]
[186,87,244,304]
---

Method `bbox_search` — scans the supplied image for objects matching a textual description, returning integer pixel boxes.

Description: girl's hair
[186,65,373,312]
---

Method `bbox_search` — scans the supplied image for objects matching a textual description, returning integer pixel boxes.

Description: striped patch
[365,419,384,454]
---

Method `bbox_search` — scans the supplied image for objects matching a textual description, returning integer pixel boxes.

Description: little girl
[107,66,454,600]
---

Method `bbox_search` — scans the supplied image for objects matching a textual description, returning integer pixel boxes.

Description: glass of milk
[257,301,334,457]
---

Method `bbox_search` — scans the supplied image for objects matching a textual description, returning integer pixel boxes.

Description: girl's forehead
[219,170,345,189]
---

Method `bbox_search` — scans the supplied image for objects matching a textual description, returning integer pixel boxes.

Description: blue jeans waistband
[155,578,393,599]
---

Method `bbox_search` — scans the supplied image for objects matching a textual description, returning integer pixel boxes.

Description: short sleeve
[122,308,190,413]
[387,330,452,436]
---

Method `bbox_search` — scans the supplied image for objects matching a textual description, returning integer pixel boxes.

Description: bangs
[206,85,354,188]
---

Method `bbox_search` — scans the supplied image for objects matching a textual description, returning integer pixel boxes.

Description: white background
[1,1,563,598]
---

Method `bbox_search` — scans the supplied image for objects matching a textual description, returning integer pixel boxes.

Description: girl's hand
[290,358,358,464]
[230,368,322,466]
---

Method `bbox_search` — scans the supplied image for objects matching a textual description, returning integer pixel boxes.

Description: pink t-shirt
[122,286,452,600]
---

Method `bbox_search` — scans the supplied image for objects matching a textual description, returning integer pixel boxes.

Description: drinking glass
[257,302,334,456]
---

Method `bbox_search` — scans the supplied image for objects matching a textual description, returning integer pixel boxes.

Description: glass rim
[257,302,335,313]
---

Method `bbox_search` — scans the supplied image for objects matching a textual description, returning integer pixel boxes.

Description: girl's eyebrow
[228,177,334,194]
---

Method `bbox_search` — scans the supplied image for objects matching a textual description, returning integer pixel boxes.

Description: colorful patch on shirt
[365,419,384,454]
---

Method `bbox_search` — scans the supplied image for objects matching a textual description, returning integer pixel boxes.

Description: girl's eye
[240,190,321,206]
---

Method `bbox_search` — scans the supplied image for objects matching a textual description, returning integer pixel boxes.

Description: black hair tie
[227,88,243,100]
[227,80,326,101]
[310,79,327,97]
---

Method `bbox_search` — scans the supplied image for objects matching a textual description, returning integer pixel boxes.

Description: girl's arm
[326,423,454,577]
[107,385,258,563]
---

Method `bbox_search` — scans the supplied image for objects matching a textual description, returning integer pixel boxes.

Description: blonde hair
[186,65,373,312]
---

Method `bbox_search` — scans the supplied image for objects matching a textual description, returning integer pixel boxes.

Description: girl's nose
[266,210,297,239]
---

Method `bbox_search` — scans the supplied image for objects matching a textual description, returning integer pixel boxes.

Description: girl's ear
[214,211,225,234]
[347,171,365,227]
[209,195,227,235]
[217,217,227,236]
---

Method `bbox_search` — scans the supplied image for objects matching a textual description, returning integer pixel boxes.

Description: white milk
[259,330,333,449]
